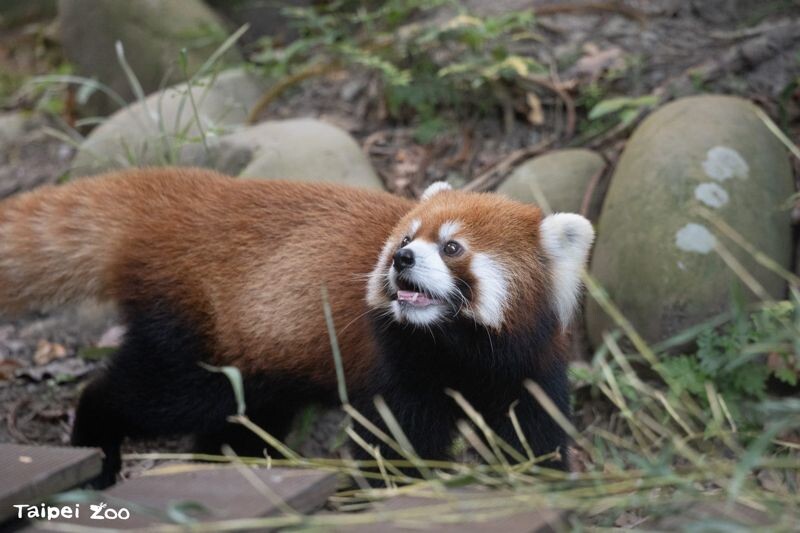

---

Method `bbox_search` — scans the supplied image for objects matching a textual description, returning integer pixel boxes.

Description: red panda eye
[443,241,462,256]
[401,236,411,247]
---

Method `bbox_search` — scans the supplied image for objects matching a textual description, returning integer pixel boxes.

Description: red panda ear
[539,213,595,327]
[421,181,452,201]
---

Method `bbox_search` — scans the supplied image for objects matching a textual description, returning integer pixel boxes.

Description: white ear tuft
[421,181,452,201]
[540,213,595,328]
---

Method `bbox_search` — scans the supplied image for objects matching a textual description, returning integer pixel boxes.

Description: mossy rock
[586,95,794,347]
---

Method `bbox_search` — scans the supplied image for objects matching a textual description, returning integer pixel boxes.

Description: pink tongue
[397,290,438,306]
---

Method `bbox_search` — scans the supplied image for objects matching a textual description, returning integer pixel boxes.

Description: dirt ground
[0,0,799,476]
[265,0,800,194]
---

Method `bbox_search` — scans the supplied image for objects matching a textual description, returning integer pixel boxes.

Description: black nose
[393,248,415,271]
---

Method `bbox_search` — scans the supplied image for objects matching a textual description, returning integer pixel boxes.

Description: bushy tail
[0,175,136,312]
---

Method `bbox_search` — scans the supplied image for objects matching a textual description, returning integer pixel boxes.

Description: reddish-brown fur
[0,167,414,388]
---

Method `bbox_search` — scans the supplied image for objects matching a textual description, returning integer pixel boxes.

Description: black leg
[350,385,457,481]
[192,404,297,459]
[71,360,241,486]
[71,375,124,488]
[70,309,243,485]
[485,374,571,470]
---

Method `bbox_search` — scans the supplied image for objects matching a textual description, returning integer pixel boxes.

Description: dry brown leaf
[33,339,68,366]
[767,352,799,378]
[570,43,626,82]
[757,469,787,493]
[526,92,544,125]
[0,357,23,381]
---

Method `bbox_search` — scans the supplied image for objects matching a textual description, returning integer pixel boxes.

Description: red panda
[0,167,594,484]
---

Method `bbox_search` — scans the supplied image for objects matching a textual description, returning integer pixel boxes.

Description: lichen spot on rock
[675,223,716,254]
[694,182,729,208]
[701,146,749,181]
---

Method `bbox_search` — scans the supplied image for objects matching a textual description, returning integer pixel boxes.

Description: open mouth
[394,278,442,308]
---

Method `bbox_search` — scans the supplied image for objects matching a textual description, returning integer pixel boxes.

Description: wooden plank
[27,464,337,530]
[0,443,102,523]
[653,500,776,529]
[335,492,566,532]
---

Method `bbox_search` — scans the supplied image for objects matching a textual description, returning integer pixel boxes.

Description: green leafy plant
[251,0,545,141]
[661,300,798,425]
[587,94,657,127]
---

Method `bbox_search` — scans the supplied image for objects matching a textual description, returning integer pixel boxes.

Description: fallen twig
[443,126,474,169]
[246,62,342,124]
[522,76,576,140]
[362,129,394,158]
[463,138,554,192]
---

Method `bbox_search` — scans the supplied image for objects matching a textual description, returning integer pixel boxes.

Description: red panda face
[366,183,595,332]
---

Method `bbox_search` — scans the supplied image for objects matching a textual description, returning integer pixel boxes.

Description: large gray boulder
[70,69,266,176]
[234,119,383,188]
[497,149,606,220]
[586,95,794,347]
[179,118,383,188]
[58,0,240,116]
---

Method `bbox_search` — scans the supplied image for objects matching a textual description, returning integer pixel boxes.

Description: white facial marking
[409,218,421,236]
[366,238,396,307]
[391,300,444,326]
[438,220,461,243]
[471,253,508,329]
[394,239,455,299]
[540,213,595,328]
[694,182,729,208]
[675,223,716,254]
[421,181,452,201]
[702,146,749,181]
